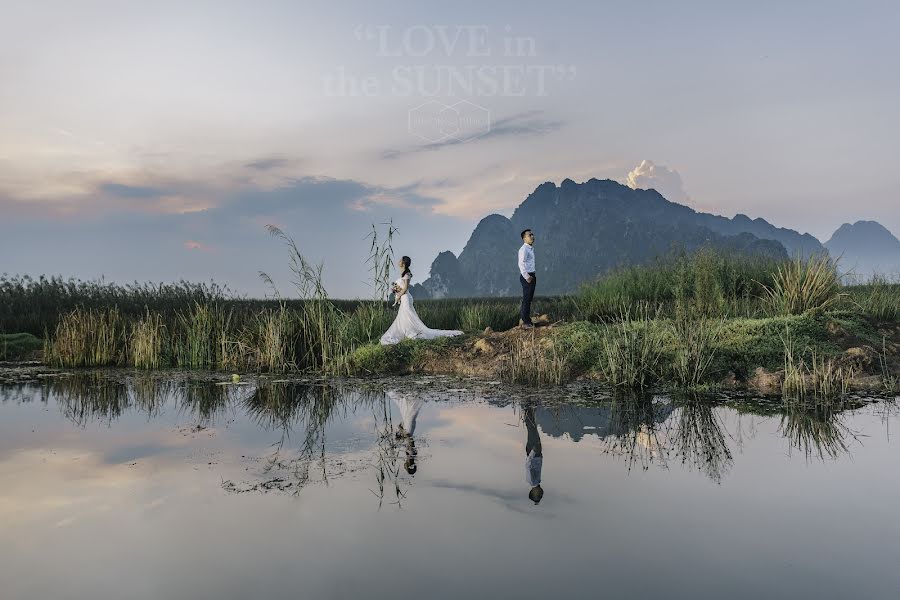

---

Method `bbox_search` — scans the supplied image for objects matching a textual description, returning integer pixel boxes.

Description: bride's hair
[401,256,412,279]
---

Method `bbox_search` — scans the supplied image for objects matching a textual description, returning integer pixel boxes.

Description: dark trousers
[520,273,536,325]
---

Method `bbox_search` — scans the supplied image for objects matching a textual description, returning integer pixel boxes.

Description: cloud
[625,159,689,204]
[183,240,211,251]
[99,183,170,199]
[243,157,295,171]
[381,110,564,160]
[0,170,472,298]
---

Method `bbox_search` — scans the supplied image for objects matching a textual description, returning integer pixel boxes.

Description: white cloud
[625,160,689,204]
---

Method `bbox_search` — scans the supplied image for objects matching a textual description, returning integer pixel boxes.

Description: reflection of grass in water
[240,382,390,493]
[178,381,244,426]
[48,373,131,427]
[601,391,671,472]
[671,395,733,484]
[779,403,859,461]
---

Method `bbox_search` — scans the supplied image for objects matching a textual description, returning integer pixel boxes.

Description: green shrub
[0,332,43,361]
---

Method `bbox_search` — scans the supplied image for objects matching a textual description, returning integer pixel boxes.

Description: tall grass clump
[577,249,783,321]
[760,254,845,316]
[499,332,569,386]
[0,273,231,336]
[47,307,127,367]
[780,324,853,403]
[598,303,665,389]
[807,350,853,399]
[130,310,166,369]
[849,276,900,321]
[173,302,231,369]
[880,337,899,395]
[460,302,519,332]
[261,225,351,373]
[251,305,298,372]
[669,308,725,388]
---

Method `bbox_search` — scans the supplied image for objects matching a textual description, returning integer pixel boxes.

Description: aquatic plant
[130,309,166,369]
[759,254,845,316]
[598,304,665,389]
[47,307,127,367]
[499,331,570,386]
[669,307,725,389]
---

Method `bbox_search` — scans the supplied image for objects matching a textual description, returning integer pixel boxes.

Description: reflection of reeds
[671,396,733,483]
[779,404,858,461]
[601,391,671,471]
[179,381,242,426]
[48,373,131,426]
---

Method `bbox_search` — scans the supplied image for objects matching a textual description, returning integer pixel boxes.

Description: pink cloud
[183,240,209,251]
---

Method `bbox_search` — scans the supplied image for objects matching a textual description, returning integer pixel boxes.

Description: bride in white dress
[380,256,463,345]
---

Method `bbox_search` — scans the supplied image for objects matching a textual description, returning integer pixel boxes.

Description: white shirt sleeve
[518,246,529,279]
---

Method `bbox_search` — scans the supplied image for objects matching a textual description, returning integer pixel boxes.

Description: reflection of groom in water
[523,404,544,504]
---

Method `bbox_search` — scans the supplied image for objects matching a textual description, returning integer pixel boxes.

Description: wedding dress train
[380,275,463,345]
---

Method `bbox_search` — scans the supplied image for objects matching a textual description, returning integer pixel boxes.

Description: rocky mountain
[825,220,900,281]
[413,178,803,298]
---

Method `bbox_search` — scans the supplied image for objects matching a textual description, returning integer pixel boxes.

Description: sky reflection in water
[1,374,898,600]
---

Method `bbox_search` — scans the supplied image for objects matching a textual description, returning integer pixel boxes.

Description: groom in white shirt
[518,229,536,329]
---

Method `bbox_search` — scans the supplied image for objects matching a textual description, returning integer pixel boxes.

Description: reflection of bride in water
[389,390,423,475]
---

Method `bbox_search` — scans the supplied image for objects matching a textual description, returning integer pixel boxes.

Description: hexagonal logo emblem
[408,100,491,144]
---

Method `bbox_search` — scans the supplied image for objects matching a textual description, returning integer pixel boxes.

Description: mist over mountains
[412,178,898,298]
[826,220,900,281]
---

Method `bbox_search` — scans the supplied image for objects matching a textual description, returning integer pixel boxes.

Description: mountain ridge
[413,178,817,298]
[825,220,900,280]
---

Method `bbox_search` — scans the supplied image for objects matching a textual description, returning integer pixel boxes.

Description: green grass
[8,246,900,382]
[575,249,784,320]
[0,332,43,360]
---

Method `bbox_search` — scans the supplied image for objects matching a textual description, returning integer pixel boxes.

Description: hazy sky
[2,0,899,297]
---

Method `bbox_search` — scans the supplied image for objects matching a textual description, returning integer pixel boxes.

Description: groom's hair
[520,229,532,240]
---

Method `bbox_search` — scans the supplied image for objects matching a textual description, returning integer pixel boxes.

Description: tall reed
[261,225,350,373]
[130,309,165,369]
[499,332,569,386]
[669,308,725,388]
[174,302,230,369]
[47,307,127,367]
[760,254,844,316]
[780,324,853,403]
[598,304,665,389]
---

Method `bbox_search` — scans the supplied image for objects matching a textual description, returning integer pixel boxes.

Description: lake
[1,372,898,599]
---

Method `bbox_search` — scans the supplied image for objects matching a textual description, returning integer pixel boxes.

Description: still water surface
[1,373,898,599]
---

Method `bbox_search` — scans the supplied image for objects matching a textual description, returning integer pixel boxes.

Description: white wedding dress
[380,273,463,345]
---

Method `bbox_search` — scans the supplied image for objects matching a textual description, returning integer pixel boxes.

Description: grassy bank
[5,249,900,400]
